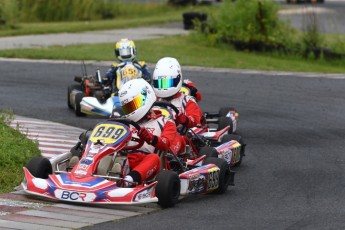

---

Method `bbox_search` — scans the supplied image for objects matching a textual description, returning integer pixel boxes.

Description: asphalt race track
[1,60,345,230]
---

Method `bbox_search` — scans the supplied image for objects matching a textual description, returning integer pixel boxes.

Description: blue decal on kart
[95,186,119,201]
[59,173,107,187]
[47,178,57,196]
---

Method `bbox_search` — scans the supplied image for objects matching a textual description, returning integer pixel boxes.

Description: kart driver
[102,38,151,95]
[118,78,178,186]
[152,57,203,154]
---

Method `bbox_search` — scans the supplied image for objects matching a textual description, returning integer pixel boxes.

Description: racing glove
[176,112,189,127]
[138,128,158,145]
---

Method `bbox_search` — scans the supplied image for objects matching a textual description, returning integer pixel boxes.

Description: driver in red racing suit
[152,57,203,155]
[118,78,178,186]
[182,79,202,102]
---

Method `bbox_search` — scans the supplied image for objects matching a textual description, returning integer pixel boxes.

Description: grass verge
[0,34,344,73]
[0,110,41,193]
[0,4,217,37]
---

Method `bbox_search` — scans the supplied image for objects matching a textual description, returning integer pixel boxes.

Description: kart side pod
[179,163,221,196]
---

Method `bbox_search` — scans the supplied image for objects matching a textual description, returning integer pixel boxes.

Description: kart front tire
[218,107,235,117]
[67,84,81,109]
[156,170,180,208]
[25,156,52,179]
[75,92,86,117]
[197,146,218,158]
[203,157,230,194]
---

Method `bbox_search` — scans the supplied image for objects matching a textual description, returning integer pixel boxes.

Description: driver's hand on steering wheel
[176,112,188,126]
[138,128,155,145]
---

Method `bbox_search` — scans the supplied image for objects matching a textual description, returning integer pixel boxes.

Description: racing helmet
[114,38,137,62]
[119,78,156,122]
[152,57,183,98]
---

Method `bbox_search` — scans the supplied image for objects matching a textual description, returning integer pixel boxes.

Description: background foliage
[0,0,173,23]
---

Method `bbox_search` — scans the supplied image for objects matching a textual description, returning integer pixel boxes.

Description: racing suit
[102,60,151,94]
[159,92,203,155]
[126,109,179,184]
[183,79,202,102]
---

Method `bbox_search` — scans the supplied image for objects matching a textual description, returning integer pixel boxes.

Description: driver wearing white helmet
[118,78,178,186]
[152,57,202,130]
[152,57,203,154]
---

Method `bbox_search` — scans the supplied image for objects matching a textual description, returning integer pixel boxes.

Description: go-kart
[154,101,245,168]
[79,63,143,117]
[180,85,239,134]
[187,127,246,167]
[22,116,233,208]
[67,62,109,116]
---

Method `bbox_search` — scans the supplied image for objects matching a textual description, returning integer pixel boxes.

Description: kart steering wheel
[152,101,179,115]
[107,118,144,150]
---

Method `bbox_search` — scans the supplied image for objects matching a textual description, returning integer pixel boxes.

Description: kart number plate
[180,86,190,96]
[90,124,128,144]
[158,108,174,119]
[207,168,220,191]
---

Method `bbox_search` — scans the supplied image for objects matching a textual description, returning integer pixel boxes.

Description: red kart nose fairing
[23,167,158,204]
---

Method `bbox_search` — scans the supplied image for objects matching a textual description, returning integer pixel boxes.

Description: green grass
[0,34,344,73]
[0,111,41,193]
[0,14,181,37]
[0,4,217,37]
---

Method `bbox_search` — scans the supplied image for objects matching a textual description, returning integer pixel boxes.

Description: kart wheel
[155,170,180,208]
[197,146,218,158]
[218,107,234,117]
[221,134,245,167]
[74,92,86,117]
[217,116,234,134]
[67,84,81,109]
[203,157,230,194]
[25,156,52,179]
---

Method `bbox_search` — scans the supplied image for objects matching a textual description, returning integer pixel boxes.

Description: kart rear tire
[218,107,235,117]
[67,84,81,109]
[75,92,86,117]
[217,116,234,134]
[156,170,180,208]
[25,156,52,179]
[197,146,218,158]
[220,134,245,167]
[203,157,230,194]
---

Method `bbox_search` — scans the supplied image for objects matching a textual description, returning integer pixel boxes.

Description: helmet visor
[119,47,132,59]
[153,75,181,89]
[121,90,147,115]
